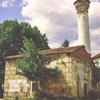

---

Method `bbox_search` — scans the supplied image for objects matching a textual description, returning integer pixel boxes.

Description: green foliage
[43,67,61,79]
[0,19,49,96]
[33,90,42,100]
[29,91,74,100]
[61,39,69,47]
[17,38,60,81]
[28,90,43,100]
[92,60,100,86]
[0,20,49,58]
[15,96,18,100]
[16,38,46,81]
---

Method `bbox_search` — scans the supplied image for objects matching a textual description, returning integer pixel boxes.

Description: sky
[0,0,100,56]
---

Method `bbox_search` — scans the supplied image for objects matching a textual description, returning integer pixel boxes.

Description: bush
[88,88,100,99]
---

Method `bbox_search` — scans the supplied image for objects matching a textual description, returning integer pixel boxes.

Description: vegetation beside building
[0,19,49,98]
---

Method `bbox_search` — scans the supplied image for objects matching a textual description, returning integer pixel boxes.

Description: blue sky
[0,0,100,56]
[0,0,24,22]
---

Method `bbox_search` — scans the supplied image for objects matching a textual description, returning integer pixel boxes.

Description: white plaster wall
[8,79,29,92]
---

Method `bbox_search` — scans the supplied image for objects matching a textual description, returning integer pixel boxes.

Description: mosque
[3,0,99,99]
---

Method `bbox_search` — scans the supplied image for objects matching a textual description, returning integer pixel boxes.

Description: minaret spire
[74,0,91,54]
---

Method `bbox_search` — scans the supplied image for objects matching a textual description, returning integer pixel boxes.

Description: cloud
[0,0,15,8]
[90,0,100,2]
[90,2,100,29]
[20,0,77,45]
[90,28,100,55]
[20,0,100,56]
[89,2,100,55]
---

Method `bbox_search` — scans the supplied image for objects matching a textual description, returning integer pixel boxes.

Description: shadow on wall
[0,83,3,98]
[40,72,73,99]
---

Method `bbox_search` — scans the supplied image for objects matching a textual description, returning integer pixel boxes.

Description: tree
[16,38,60,83]
[61,39,69,47]
[0,20,49,58]
[92,60,100,86]
[16,38,46,81]
[0,19,49,97]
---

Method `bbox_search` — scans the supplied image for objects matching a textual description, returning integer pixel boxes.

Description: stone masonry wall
[41,55,92,98]
[41,55,74,98]
[3,54,92,99]
[72,59,92,98]
[3,58,30,100]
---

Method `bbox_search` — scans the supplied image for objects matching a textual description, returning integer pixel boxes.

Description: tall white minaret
[74,0,91,54]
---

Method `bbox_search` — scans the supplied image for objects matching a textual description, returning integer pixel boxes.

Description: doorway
[84,83,87,97]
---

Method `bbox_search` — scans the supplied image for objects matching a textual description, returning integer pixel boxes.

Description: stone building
[3,45,93,99]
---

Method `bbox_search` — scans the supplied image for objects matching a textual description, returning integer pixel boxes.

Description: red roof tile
[40,45,92,63]
[6,45,92,63]
[40,45,84,55]
[70,47,92,63]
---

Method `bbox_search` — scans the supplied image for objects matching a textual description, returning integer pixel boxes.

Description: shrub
[88,88,100,99]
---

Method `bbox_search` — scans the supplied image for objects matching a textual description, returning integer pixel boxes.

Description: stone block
[8,75,14,79]
[11,71,16,75]
[14,75,20,79]
[19,92,24,96]
[50,60,57,68]
[7,93,13,97]
[4,88,9,92]
[4,83,9,88]
[6,71,11,75]
[63,57,71,63]
[3,98,16,100]
[57,59,63,64]
[5,76,9,80]
[66,63,71,68]
[20,76,26,79]
[5,67,10,71]
[10,67,16,71]
[4,79,8,84]
[18,97,29,100]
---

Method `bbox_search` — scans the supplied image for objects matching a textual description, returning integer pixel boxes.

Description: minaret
[74,0,91,54]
